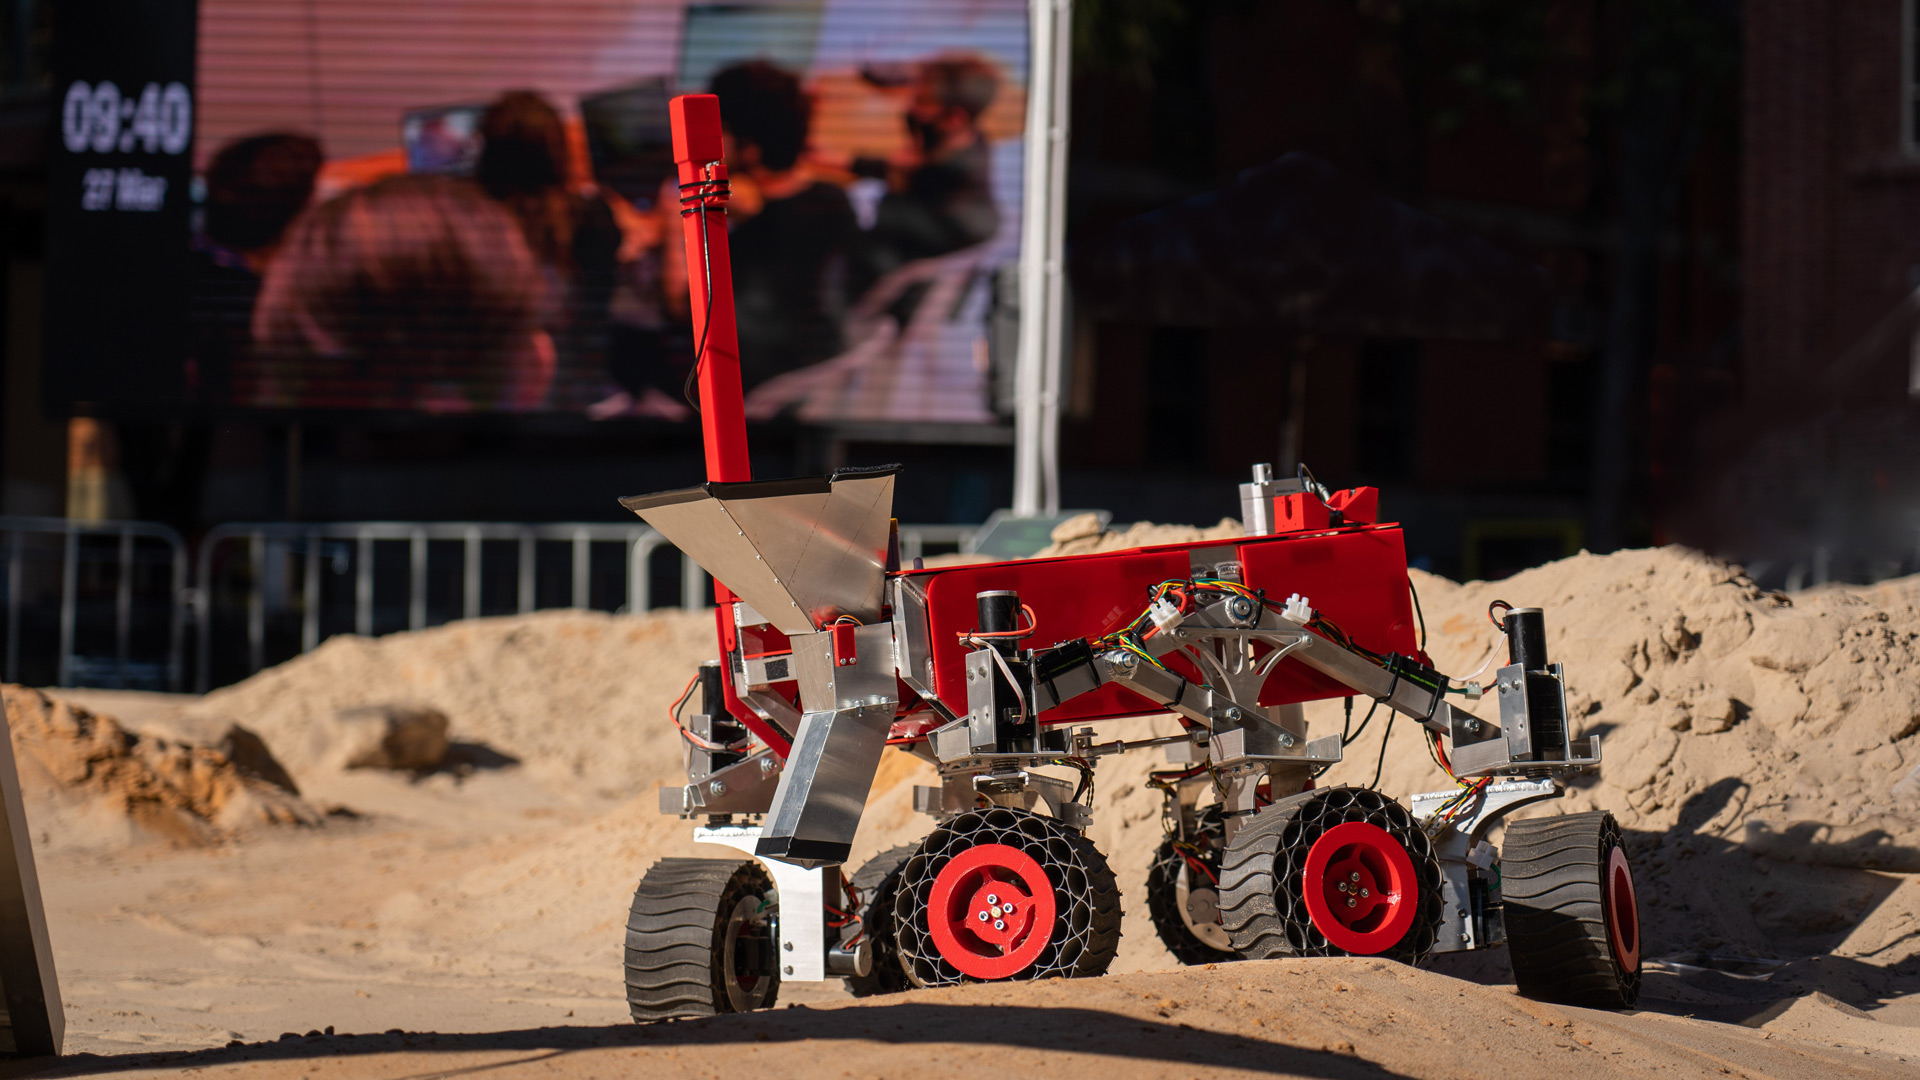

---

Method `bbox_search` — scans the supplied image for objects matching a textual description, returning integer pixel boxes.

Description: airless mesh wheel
[893,807,1122,987]
[1218,786,1442,964]
[624,858,779,1021]
[1146,807,1241,964]
[1503,811,1641,1009]
[841,843,919,997]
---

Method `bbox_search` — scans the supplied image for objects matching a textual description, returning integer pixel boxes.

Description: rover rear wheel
[1146,808,1240,964]
[893,808,1122,987]
[1503,811,1641,1009]
[1219,786,1442,964]
[841,843,918,997]
[624,858,779,1021]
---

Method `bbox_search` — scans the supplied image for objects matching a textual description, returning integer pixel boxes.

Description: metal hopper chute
[619,465,899,634]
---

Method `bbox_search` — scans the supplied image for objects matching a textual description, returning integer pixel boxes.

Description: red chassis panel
[905,524,1420,725]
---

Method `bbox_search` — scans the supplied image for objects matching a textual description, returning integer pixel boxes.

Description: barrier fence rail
[0,516,190,691]
[1,518,977,694]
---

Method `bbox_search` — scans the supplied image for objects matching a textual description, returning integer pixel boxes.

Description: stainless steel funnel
[619,466,898,634]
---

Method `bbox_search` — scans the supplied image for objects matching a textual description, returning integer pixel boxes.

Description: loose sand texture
[33,957,1920,1080]
[20,541,1920,1078]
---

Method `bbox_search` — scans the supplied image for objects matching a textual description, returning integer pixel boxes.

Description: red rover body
[618,94,1642,1018]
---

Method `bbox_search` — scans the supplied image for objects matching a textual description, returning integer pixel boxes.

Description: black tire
[624,858,780,1021]
[1503,811,1641,1009]
[1145,809,1240,964]
[842,843,919,997]
[894,807,1122,987]
[1219,786,1442,964]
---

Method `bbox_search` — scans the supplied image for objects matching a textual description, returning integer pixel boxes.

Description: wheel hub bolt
[977,911,989,922]
[993,919,1006,931]
[1360,888,1370,898]
[986,894,999,905]
[1349,872,1360,882]
[1337,882,1349,893]
[1346,897,1357,908]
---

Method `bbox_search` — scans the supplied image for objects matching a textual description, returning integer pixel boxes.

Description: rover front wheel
[624,858,780,1021]
[1503,811,1641,1009]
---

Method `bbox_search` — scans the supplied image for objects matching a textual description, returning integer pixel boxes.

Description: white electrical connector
[1463,681,1483,701]
[1280,592,1314,626]
[1149,597,1186,633]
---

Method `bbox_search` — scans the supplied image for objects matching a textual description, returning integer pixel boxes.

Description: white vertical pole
[1014,0,1073,515]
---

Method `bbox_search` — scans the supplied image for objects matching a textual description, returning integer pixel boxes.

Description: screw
[978,911,989,922]
[1350,872,1360,882]
[993,920,1006,931]
[1002,901,1015,913]
[1346,897,1357,908]
[1460,932,1471,943]
[760,757,776,774]
[1360,888,1370,898]
[987,894,998,905]
[783,941,793,951]
[709,780,727,796]
[1224,707,1243,722]
[1337,882,1348,893]
[784,965,795,975]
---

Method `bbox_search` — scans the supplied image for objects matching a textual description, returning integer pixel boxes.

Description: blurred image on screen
[170,0,1029,424]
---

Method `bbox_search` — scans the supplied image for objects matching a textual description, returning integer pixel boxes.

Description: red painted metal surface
[925,843,1057,979]
[1302,820,1420,954]
[1605,846,1641,973]
[670,94,749,485]
[904,524,1419,724]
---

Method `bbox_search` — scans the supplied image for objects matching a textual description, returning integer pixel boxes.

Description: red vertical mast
[669,94,750,483]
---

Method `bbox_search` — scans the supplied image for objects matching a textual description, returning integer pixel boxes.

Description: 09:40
[61,81,193,157]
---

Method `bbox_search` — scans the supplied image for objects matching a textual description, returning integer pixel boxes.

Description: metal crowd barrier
[0,517,974,694]
[0,516,189,691]
[191,521,977,693]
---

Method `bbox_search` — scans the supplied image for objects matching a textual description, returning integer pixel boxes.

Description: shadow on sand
[28,1002,1412,1080]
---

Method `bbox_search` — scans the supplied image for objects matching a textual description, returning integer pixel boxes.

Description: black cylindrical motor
[977,590,1022,638]
[1504,607,1549,670]
[695,658,750,773]
[970,588,1063,754]
[1502,607,1565,762]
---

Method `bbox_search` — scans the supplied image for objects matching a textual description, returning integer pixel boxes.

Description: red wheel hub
[924,844,1057,979]
[1604,845,1640,973]
[1301,821,1419,954]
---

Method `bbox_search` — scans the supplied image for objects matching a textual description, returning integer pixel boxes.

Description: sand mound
[1036,512,1245,557]
[181,609,716,789]
[1382,547,1920,852]
[3,685,317,849]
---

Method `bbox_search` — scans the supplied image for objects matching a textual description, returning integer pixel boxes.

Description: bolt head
[1350,871,1360,882]
[1337,882,1348,893]
[977,911,989,922]
[1360,888,1370,898]
[993,919,1006,931]
[784,964,795,975]
[986,893,998,905]
[783,941,794,951]
[708,780,727,795]
[1346,897,1357,908]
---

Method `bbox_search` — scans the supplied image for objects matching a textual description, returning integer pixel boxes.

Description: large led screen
[53,0,1029,425]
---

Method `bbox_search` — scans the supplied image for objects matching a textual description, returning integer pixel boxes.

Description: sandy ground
[16,543,1920,1078]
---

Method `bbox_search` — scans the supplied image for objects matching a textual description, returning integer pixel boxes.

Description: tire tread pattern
[624,857,779,1022]
[1502,811,1640,1009]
